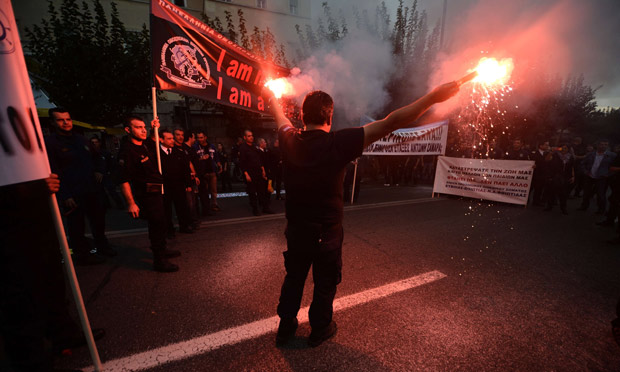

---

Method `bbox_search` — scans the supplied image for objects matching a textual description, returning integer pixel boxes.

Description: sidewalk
[100,180,437,234]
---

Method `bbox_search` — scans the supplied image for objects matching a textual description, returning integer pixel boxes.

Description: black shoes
[98,246,118,257]
[263,208,276,214]
[179,226,195,234]
[73,253,106,266]
[597,220,614,227]
[162,249,181,258]
[308,321,337,347]
[607,236,620,245]
[252,208,261,216]
[54,328,106,353]
[275,317,298,346]
[153,258,179,272]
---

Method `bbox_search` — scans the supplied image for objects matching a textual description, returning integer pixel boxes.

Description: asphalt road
[58,185,620,371]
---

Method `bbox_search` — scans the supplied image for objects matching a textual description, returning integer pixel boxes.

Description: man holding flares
[267,78,460,347]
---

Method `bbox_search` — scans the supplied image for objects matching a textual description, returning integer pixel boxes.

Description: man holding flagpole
[119,116,181,273]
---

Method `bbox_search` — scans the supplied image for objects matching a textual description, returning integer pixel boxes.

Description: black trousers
[1,180,80,371]
[580,176,608,212]
[544,176,569,210]
[277,222,343,330]
[163,183,192,232]
[64,191,108,255]
[245,172,269,211]
[531,175,546,205]
[137,193,167,257]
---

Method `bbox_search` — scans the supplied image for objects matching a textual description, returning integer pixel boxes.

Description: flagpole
[152,86,162,175]
[49,194,102,371]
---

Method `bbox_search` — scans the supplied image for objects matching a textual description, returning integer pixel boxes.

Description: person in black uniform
[239,130,273,215]
[270,139,284,200]
[271,81,459,347]
[1,174,105,371]
[45,108,114,265]
[159,128,194,237]
[531,141,550,206]
[119,117,180,273]
[504,139,531,160]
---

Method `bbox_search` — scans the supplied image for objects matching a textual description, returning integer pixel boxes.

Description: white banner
[363,120,448,156]
[433,156,535,205]
[0,0,50,187]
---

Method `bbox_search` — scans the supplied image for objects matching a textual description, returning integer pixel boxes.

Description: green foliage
[237,9,251,50]
[224,10,237,43]
[26,0,150,127]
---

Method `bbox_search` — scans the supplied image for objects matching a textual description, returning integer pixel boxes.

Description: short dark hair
[48,107,69,118]
[302,90,333,126]
[48,107,69,124]
[160,128,172,136]
[173,127,185,134]
[123,115,144,128]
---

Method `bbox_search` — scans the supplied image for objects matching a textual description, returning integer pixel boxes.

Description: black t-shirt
[279,124,364,224]
[118,142,163,198]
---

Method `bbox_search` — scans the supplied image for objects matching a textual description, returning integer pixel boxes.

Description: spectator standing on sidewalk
[239,130,272,215]
[569,136,587,197]
[578,140,616,214]
[271,138,284,200]
[194,131,221,215]
[598,144,620,229]
[504,139,530,160]
[160,128,195,237]
[531,141,550,206]
[217,142,233,192]
[181,130,200,227]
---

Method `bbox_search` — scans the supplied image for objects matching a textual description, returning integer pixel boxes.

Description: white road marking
[82,270,446,372]
[101,197,444,238]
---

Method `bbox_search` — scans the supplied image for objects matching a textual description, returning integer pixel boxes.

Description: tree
[26,0,150,127]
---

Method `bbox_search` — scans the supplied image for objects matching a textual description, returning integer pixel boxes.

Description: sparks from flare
[453,57,515,159]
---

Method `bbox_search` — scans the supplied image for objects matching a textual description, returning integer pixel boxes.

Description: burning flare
[459,57,514,86]
[264,78,291,99]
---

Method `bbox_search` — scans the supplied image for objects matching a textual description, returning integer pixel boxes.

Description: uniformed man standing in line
[45,107,114,265]
[159,128,195,237]
[270,81,459,347]
[119,116,181,273]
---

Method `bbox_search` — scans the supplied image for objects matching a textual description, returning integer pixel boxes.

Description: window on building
[290,0,298,15]
[257,0,266,9]
[173,0,186,7]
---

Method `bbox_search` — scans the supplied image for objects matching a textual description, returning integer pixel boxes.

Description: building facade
[12,0,310,145]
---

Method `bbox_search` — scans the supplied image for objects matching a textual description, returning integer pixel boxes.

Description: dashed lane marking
[82,270,447,372]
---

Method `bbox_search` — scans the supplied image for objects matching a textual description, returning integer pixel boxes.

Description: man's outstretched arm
[266,92,293,129]
[363,82,459,148]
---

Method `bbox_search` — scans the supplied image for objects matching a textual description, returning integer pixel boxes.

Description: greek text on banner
[363,120,448,156]
[432,156,535,205]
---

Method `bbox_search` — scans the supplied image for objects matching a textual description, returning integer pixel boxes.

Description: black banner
[151,0,289,114]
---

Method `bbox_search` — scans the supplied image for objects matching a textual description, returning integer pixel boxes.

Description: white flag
[0,0,50,187]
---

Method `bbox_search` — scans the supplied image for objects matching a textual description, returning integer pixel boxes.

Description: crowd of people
[42,105,620,275]
[42,108,290,272]
[502,137,619,244]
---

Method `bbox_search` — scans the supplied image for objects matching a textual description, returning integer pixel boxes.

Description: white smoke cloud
[284,29,394,126]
